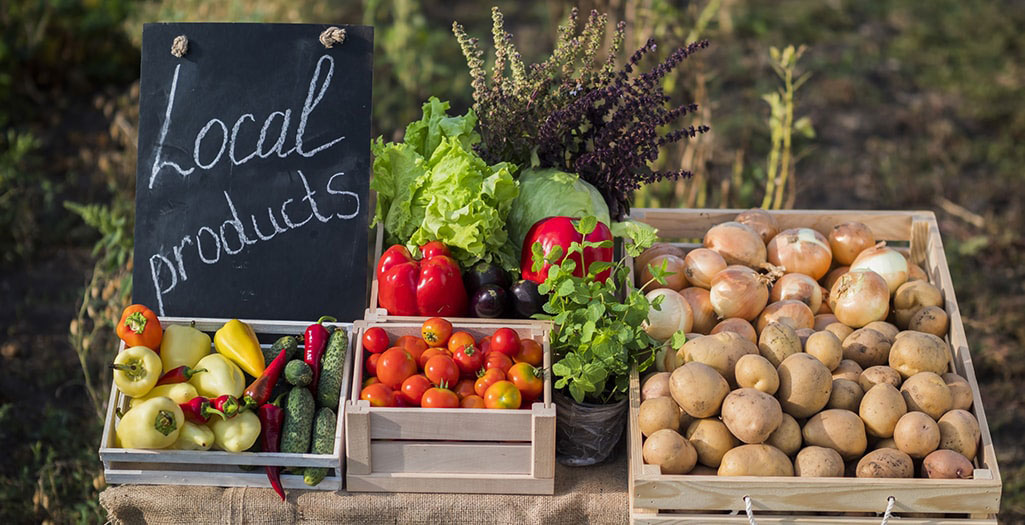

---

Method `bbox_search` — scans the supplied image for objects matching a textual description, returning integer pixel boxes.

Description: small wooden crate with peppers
[98,317,353,492]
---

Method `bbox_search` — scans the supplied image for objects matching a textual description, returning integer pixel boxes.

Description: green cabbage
[506,168,612,252]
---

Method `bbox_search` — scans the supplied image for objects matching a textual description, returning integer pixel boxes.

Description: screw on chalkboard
[170,35,188,58]
[319,27,346,48]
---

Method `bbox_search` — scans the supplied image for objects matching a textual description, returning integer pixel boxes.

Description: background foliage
[1,0,1023,522]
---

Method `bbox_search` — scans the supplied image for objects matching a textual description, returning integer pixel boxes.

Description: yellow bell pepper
[190,353,245,399]
[210,409,261,452]
[116,396,184,449]
[171,421,215,450]
[112,346,162,398]
[129,382,198,408]
[214,319,265,378]
[161,323,212,371]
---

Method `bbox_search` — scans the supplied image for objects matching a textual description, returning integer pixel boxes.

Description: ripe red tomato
[483,351,513,374]
[452,344,483,377]
[507,362,544,403]
[424,355,459,387]
[491,328,520,357]
[365,353,381,378]
[419,241,451,259]
[362,376,380,388]
[479,335,492,354]
[453,378,475,400]
[396,335,428,363]
[377,347,417,388]
[418,347,450,370]
[447,331,476,354]
[474,368,505,397]
[460,394,486,409]
[421,385,459,408]
[484,380,522,409]
[398,374,432,406]
[360,383,396,407]
[421,317,453,347]
[362,327,390,354]
[513,339,543,366]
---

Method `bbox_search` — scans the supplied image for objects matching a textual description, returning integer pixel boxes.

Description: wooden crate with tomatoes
[98,317,353,491]
[344,318,556,494]
[625,208,1001,524]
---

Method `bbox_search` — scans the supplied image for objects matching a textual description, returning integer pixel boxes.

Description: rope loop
[743,495,757,525]
[319,27,346,48]
[879,496,896,525]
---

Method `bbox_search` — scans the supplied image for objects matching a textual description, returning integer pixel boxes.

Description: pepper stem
[186,367,207,380]
[206,408,226,421]
[154,410,178,436]
[316,315,337,324]
[125,311,148,334]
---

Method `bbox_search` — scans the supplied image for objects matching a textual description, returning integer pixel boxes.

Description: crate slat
[370,441,532,474]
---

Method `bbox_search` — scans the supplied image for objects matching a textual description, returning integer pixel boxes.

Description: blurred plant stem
[761,44,812,210]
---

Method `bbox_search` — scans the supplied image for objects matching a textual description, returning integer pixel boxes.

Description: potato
[859,365,902,392]
[777,353,834,418]
[767,413,802,456]
[686,418,740,468]
[805,331,843,371]
[856,448,914,478]
[889,331,951,379]
[842,328,892,368]
[734,354,779,394]
[894,411,940,459]
[687,464,720,476]
[942,373,974,411]
[758,321,802,367]
[824,322,854,343]
[642,428,697,474]
[670,362,730,418]
[722,388,783,444]
[680,331,758,386]
[859,383,908,438]
[641,372,672,401]
[814,314,839,331]
[795,328,815,347]
[863,321,899,340]
[802,409,867,461]
[893,280,943,328]
[794,446,844,477]
[938,409,981,460]
[718,444,794,476]
[922,449,974,479]
[831,359,864,382]
[645,288,694,342]
[827,378,864,412]
[639,254,689,292]
[900,372,953,420]
[639,397,683,437]
[710,318,758,344]
[875,437,898,450]
[910,306,949,338]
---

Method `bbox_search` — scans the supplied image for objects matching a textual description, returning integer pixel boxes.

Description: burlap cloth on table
[100,450,628,524]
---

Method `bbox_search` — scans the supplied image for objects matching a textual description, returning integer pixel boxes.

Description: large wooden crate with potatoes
[626,208,1001,523]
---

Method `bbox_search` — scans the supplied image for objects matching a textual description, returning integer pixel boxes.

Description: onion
[756,299,815,333]
[795,328,815,346]
[710,318,758,344]
[814,313,839,330]
[817,287,832,313]
[822,266,850,290]
[767,228,833,280]
[907,262,929,282]
[709,265,769,321]
[644,288,694,342]
[634,243,687,278]
[704,221,767,268]
[828,269,890,327]
[850,243,909,294]
[735,208,779,244]
[770,273,823,313]
[638,254,688,292]
[828,222,876,265]
[680,287,716,334]
[683,248,727,289]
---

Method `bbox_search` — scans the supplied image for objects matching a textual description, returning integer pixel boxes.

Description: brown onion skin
[851,244,909,294]
[817,288,832,313]
[756,300,815,333]
[822,266,850,291]
[680,287,717,334]
[710,318,758,344]
[634,243,687,280]
[829,222,876,265]
[828,269,890,327]
[710,265,769,321]
[767,228,833,280]
[814,314,839,331]
[639,254,689,292]
[907,262,929,282]
[770,273,823,313]
[735,209,779,244]
[704,222,767,268]
[683,248,727,289]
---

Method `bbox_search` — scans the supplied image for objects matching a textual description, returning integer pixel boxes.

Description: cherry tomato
[365,353,381,378]
[421,385,459,408]
[460,394,486,409]
[491,327,520,357]
[377,347,417,388]
[508,362,544,403]
[362,376,380,388]
[513,339,543,366]
[484,351,513,374]
[484,380,522,409]
[362,327,390,354]
[360,383,396,407]
[447,331,476,354]
[453,344,483,377]
[419,241,451,259]
[398,374,432,406]
[424,355,460,387]
[418,347,451,369]
[479,335,492,354]
[421,317,453,347]
[396,335,428,363]
[453,378,476,400]
[474,368,505,397]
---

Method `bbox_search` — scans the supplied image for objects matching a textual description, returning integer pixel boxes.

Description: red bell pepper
[377,243,468,317]
[258,395,287,501]
[419,240,451,259]
[304,316,335,395]
[155,365,206,386]
[179,396,225,424]
[242,343,289,410]
[520,216,614,284]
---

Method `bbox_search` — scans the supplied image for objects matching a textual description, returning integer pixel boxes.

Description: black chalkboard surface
[133,23,373,322]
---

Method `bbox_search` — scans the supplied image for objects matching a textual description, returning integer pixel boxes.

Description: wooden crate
[344,319,556,494]
[626,208,1002,523]
[98,317,353,491]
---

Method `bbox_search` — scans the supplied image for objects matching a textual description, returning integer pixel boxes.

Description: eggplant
[463,262,510,294]
[509,279,545,318]
[470,284,509,318]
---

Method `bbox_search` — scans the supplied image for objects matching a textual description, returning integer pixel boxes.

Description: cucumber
[285,359,313,387]
[316,328,348,408]
[263,335,299,366]
[303,407,337,486]
[280,386,315,454]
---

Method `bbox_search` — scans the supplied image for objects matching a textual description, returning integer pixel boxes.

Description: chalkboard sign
[133,23,373,322]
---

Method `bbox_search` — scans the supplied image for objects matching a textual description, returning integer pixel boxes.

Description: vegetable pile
[636,210,980,480]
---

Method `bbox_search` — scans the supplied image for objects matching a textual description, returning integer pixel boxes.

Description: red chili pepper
[155,365,207,386]
[241,344,289,410]
[304,316,336,395]
[211,394,240,418]
[179,396,225,424]
[258,395,287,501]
